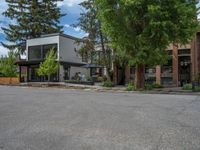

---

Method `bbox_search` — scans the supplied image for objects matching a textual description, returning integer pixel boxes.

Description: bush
[193,86,200,92]
[86,77,93,82]
[144,83,154,90]
[182,84,192,90]
[103,81,114,87]
[152,83,163,88]
[126,82,135,91]
[103,75,108,81]
[97,76,104,82]
[195,73,200,83]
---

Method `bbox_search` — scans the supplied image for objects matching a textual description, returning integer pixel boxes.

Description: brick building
[114,32,200,87]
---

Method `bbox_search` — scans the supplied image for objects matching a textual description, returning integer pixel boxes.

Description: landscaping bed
[65,80,94,85]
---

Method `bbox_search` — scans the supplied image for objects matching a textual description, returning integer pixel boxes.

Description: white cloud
[57,0,84,7]
[74,26,81,32]
[64,24,70,28]
[0,1,7,14]
[0,45,8,56]
[64,24,82,32]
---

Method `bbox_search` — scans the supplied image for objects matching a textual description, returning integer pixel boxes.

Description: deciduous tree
[0,51,17,77]
[37,48,59,82]
[75,0,112,80]
[95,0,199,88]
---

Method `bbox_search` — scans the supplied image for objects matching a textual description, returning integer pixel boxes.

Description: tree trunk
[48,75,51,85]
[135,64,145,89]
[105,67,111,81]
[98,22,111,81]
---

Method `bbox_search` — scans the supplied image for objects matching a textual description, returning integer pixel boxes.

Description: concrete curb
[1,83,200,96]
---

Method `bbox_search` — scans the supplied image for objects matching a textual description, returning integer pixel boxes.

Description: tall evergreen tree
[2,0,64,53]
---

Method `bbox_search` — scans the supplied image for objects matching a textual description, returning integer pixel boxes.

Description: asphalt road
[0,86,200,150]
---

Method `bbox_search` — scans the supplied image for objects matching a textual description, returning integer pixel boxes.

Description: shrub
[152,83,163,88]
[103,75,108,81]
[97,76,104,82]
[194,86,200,92]
[126,82,135,91]
[103,80,114,87]
[144,83,154,90]
[195,73,200,83]
[86,77,93,82]
[182,84,192,90]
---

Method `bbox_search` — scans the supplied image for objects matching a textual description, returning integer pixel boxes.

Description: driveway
[0,86,200,150]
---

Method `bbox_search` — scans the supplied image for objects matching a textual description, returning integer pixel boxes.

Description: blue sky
[0,0,85,56]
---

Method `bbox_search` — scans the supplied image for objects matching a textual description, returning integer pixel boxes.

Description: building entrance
[178,56,191,86]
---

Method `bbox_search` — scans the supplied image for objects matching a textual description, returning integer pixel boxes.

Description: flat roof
[27,33,82,41]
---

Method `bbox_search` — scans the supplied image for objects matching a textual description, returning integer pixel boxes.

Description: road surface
[0,86,200,150]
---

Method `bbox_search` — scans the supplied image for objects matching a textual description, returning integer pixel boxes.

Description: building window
[43,44,57,58]
[28,45,42,60]
[178,49,190,55]
[161,58,173,85]
[145,67,156,84]
[63,66,70,80]
[28,44,57,60]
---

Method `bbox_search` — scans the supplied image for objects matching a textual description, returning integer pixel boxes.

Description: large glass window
[28,46,42,60]
[145,67,156,84]
[28,44,58,60]
[43,44,57,58]
[161,58,173,85]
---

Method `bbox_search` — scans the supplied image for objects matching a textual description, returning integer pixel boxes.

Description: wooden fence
[0,77,19,85]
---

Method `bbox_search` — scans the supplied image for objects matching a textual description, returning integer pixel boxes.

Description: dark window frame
[28,43,58,60]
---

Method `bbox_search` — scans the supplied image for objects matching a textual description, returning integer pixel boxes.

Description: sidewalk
[18,82,200,95]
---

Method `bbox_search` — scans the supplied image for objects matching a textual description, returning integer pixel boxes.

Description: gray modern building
[16,33,89,82]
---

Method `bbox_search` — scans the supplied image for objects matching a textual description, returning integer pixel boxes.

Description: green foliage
[144,83,154,90]
[0,51,17,77]
[97,76,104,82]
[182,84,193,90]
[96,0,198,89]
[152,83,163,88]
[37,49,58,81]
[113,49,129,69]
[103,80,114,87]
[95,0,198,66]
[126,82,162,91]
[193,86,200,92]
[86,76,93,82]
[195,73,200,82]
[126,82,135,91]
[2,0,64,53]
[102,75,108,81]
[75,0,113,80]
[144,83,163,90]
